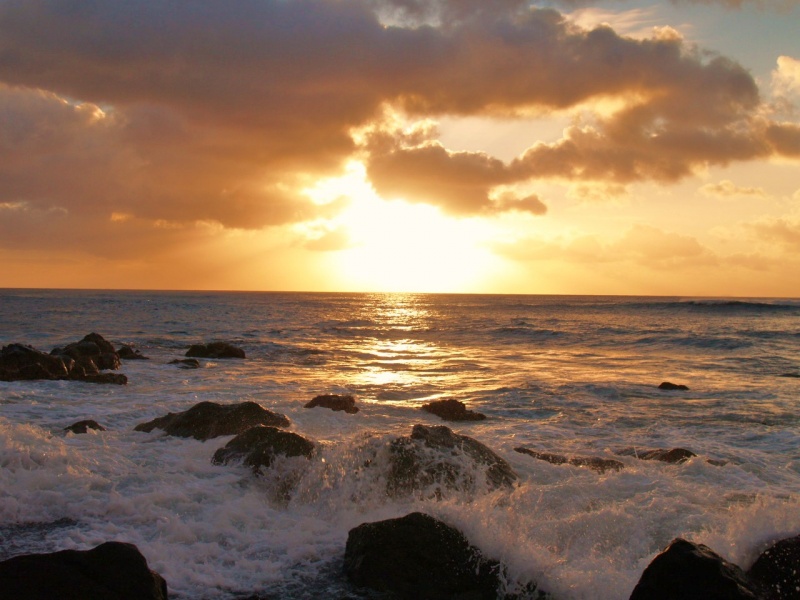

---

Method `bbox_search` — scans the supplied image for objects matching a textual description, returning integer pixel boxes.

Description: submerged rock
[514,447,624,473]
[64,420,106,434]
[212,426,316,472]
[304,393,359,414]
[615,447,697,464]
[345,512,521,600]
[421,398,486,422]
[747,534,800,600]
[118,345,149,360]
[0,541,168,600]
[169,358,200,369]
[134,401,290,441]
[658,381,689,391]
[629,538,759,600]
[185,342,245,359]
[387,424,517,497]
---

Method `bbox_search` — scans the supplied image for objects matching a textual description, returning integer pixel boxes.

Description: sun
[301,162,502,293]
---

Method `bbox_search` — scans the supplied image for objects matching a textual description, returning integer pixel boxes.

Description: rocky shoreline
[1,333,798,599]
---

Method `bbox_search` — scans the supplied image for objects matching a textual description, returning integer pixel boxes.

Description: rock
[64,420,106,434]
[52,333,121,371]
[212,426,315,472]
[134,401,290,441]
[169,358,200,369]
[387,424,517,497]
[616,447,697,464]
[0,343,71,381]
[344,512,507,600]
[629,538,759,600]
[304,394,359,414]
[747,534,800,600]
[421,398,486,422]
[779,373,800,378]
[659,381,689,391]
[0,541,168,600]
[118,345,149,360]
[81,373,128,385]
[185,342,245,359]
[514,447,624,473]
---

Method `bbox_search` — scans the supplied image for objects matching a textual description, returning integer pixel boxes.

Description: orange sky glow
[1,0,798,296]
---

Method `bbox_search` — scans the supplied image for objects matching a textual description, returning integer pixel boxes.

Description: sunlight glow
[302,162,501,293]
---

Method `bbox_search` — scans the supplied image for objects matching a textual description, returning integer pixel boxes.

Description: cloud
[772,56,800,99]
[0,0,797,264]
[745,215,800,250]
[699,179,768,199]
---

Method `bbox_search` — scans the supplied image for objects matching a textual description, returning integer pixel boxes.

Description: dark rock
[169,358,200,369]
[185,342,245,359]
[0,541,168,600]
[748,534,800,599]
[616,447,697,464]
[118,345,149,360]
[304,394,359,414]
[779,373,800,378]
[344,512,509,600]
[53,333,121,371]
[80,373,128,385]
[64,420,106,434]
[659,381,689,391]
[0,343,71,381]
[514,447,624,473]
[134,401,290,441]
[212,426,315,472]
[387,424,517,497]
[629,538,759,600]
[421,398,486,422]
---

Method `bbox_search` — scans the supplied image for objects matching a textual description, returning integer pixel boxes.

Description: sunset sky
[1,0,798,296]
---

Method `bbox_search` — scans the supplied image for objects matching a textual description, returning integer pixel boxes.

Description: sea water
[1,290,799,599]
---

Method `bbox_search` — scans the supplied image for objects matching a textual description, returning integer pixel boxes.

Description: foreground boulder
[0,541,168,600]
[747,534,800,599]
[212,426,315,472]
[169,358,200,369]
[1,334,126,384]
[304,394,359,414]
[421,398,486,422]
[629,538,759,600]
[0,344,71,381]
[64,420,106,434]
[345,512,525,600]
[185,342,245,359]
[134,401,290,441]
[52,333,121,372]
[387,424,517,497]
[515,447,624,473]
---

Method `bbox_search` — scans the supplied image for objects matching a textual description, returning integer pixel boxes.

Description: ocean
[1,289,799,599]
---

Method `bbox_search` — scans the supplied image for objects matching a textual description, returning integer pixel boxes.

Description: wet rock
[344,512,509,600]
[658,381,689,391]
[779,373,800,378]
[615,447,697,464]
[629,538,759,600]
[118,345,149,360]
[81,373,128,385]
[169,358,200,369]
[304,393,359,414]
[387,424,517,497]
[421,398,486,422]
[134,401,290,441]
[747,534,800,600]
[64,420,106,434]
[185,342,245,359]
[0,541,168,600]
[52,333,121,371]
[212,426,315,472]
[0,343,71,381]
[514,447,624,473]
